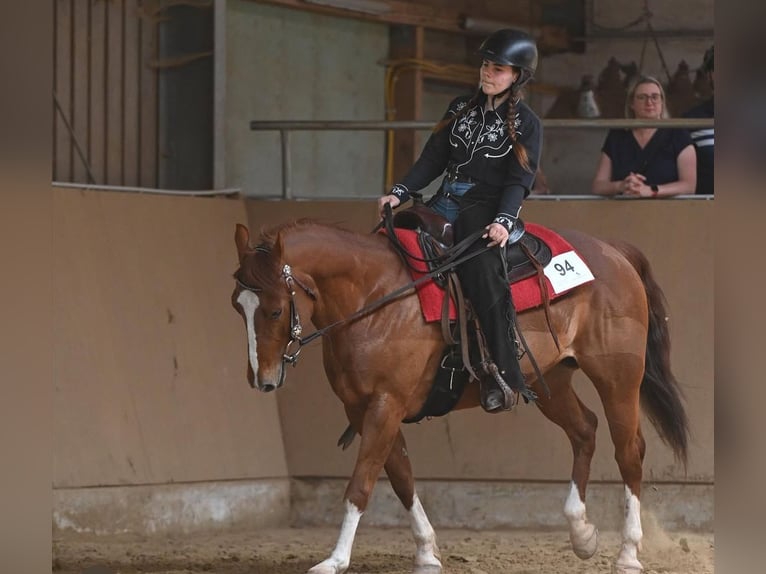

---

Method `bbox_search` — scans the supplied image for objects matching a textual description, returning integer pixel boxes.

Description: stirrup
[485,362,517,411]
[488,362,538,405]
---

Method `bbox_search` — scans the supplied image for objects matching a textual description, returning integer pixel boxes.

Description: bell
[577,75,601,118]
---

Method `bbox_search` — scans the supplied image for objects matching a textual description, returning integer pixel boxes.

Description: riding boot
[475,296,537,412]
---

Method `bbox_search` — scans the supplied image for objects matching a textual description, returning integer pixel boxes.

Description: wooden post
[387,25,423,190]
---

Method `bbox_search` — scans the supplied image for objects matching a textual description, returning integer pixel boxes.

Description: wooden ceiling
[252,0,584,54]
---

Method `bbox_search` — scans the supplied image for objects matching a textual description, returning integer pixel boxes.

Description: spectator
[683,46,714,195]
[592,75,696,198]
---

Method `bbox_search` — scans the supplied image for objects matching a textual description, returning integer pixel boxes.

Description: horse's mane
[236,219,376,291]
[257,218,361,247]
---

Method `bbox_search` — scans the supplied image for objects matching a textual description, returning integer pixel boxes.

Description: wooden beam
[387,25,423,189]
[254,0,461,31]
[249,0,570,53]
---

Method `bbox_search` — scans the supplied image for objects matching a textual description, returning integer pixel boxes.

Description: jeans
[427,178,475,223]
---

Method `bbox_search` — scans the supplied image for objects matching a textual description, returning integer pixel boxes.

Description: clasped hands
[620,172,654,197]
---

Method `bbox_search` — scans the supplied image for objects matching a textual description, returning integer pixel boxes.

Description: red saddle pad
[394,223,592,322]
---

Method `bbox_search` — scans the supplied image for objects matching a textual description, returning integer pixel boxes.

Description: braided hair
[433,80,532,173]
[504,90,531,173]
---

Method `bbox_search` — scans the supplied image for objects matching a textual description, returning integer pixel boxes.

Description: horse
[230,219,689,574]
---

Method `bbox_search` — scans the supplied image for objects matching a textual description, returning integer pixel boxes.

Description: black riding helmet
[478,28,538,88]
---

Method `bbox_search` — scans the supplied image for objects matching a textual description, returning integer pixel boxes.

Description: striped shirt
[683,98,714,195]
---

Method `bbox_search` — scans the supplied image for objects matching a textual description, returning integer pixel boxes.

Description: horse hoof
[413,566,442,574]
[612,561,643,574]
[571,525,599,559]
[307,561,345,574]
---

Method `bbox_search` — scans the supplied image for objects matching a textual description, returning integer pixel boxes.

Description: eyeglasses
[634,93,662,102]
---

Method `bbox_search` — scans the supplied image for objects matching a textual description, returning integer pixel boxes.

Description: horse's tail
[612,241,690,468]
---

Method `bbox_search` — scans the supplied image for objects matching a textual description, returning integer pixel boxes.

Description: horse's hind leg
[535,364,600,560]
[384,429,442,573]
[579,356,647,574]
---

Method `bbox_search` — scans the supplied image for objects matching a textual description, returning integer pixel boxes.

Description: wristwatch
[650,184,659,197]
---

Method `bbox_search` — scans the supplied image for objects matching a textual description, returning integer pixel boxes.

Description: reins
[297,220,490,345]
[236,209,491,369]
[240,206,550,400]
[374,201,459,269]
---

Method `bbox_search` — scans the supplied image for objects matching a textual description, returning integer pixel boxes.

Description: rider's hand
[483,222,510,248]
[378,195,401,217]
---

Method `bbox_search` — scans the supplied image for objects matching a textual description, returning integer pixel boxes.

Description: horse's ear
[235,224,250,262]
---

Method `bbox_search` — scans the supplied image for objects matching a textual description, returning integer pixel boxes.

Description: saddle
[392,200,553,286]
[391,200,554,423]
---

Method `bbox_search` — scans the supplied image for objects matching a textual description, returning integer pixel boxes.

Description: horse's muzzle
[254,364,285,392]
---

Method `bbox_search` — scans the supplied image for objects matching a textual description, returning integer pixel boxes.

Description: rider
[378,28,542,412]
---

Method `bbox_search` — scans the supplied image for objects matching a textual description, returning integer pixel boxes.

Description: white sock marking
[236,290,260,377]
[616,485,644,571]
[563,481,599,559]
[410,493,441,567]
[623,485,642,548]
[564,481,586,524]
[314,500,362,573]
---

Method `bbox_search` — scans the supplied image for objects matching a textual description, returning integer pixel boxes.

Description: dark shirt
[683,98,714,195]
[393,94,542,220]
[602,127,693,187]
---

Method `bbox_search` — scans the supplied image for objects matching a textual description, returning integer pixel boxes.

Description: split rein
[235,209,490,369]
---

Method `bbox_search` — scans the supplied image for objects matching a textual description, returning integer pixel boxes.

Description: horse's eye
[270,308,283,320]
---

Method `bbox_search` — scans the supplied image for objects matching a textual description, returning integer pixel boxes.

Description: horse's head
[231,223,315,392]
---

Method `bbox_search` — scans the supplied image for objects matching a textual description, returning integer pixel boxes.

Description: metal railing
[249,118,714,200]
[52,182,241,197]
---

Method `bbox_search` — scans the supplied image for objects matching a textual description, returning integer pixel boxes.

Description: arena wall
[52,188,290,534]
[50,190,713,535]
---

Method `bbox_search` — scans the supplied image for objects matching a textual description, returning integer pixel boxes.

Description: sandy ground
[53,524,714,574]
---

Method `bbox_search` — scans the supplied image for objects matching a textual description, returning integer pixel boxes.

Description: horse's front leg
[384,429,442,573]
[308,395,404,574]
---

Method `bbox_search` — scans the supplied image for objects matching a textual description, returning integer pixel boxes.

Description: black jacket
[392,94,542,219]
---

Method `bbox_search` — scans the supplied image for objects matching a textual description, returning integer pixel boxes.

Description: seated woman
[592,75,696,198]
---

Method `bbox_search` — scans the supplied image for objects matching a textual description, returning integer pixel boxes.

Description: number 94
[554,260,576,276]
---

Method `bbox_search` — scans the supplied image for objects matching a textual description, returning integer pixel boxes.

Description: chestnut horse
[231,220,689,574]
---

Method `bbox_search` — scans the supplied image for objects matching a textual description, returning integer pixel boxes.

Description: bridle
[236,263,317,369]
[235,209,553,398]
[234,216,506,384]
[236,232,490,377]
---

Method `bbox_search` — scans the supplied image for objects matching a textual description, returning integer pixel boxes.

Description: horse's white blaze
[564,481,599,559]
[308,500,362,574]
[410,493,441,568]
[236,290,260,377]
[615,485,644,572]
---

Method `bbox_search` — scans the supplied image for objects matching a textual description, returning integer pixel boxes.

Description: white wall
[226,0,388,198]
